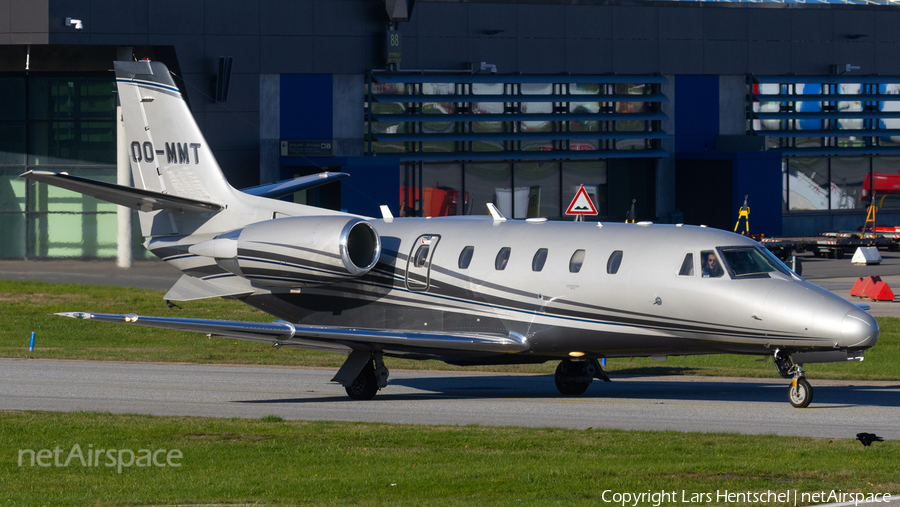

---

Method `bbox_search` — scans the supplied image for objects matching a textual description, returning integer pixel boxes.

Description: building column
[116,46,132,268]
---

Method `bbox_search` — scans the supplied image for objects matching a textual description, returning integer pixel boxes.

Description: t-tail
[21,60,374,300]
[112,59,346,238]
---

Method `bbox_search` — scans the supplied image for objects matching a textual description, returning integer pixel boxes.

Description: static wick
[28,331,35,352]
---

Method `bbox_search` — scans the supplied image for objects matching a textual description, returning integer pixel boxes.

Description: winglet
[380,205,394,222]
[486,203,507,222]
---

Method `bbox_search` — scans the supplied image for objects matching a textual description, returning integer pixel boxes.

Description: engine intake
[190,216,381,287]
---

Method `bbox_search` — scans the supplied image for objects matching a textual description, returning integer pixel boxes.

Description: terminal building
[2,0,900,259]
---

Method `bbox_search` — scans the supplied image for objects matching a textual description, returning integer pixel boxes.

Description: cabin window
[413,244,430,268]
[606,250,623,274]
[720,247,780,277]
[495,247,511,270]
[701,250,724,278]
[569,249,586,273]
[458,246,474,269]
[532,248,548,272]
[678,253,694,276]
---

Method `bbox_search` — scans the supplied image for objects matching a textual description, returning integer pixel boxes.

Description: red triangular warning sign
[565,185,598,215]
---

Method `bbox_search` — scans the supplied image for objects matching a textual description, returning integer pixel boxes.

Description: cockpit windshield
[719,247,784,278]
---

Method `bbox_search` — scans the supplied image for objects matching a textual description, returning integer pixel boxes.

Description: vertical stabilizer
[115,61,234,202]
[114,60,346,239]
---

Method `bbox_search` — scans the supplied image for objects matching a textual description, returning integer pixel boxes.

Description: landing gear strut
[773,350,813,408]
[334,350,390,400]
[554,358,610,396]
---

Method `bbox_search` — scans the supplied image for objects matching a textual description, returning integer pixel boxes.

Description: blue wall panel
[732,152,783,237]
[280,74,333,140]
[281,156,400,218]
[674,74,719,153]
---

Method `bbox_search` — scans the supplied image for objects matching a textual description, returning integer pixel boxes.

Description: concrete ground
[1,248,900,316]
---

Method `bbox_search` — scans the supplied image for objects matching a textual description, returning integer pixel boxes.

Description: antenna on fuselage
[486,203,507,222]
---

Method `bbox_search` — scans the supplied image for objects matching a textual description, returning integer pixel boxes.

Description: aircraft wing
[20,171,223,213]
[54,312,531,354]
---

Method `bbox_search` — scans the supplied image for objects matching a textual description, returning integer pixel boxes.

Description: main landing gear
[774,350,813,408]
[554,358,611,395]
[333,350,390,400]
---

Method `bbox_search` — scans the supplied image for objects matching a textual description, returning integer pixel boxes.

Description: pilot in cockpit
[701,251,723,278]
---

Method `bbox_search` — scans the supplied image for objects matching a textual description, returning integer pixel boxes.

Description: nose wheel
[788,376,813,408]
[773,350,813,408]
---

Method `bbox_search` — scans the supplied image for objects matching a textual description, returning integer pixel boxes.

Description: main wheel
[554,361,590,396]
[787,377,813,408]
[345,362,378,400]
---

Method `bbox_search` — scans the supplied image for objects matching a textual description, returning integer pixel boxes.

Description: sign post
[565,184,599,221]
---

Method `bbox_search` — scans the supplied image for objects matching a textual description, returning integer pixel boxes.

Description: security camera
[66,17,83,31]
[479,62,497,75]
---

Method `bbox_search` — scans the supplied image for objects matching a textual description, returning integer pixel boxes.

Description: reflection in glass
[458,246,474,269]
[871,156,900,209]
[418,163,464,216]
[495,247,511,270]
[532,248,548,272]
[788,157,828,210]
[569,249,586,273]
[838,83,864,131]
[512,162,559,218]
[471,83,505,152]
[752,83,782,132]
[0,169,27,257]
[569,83,600,148]
[607,250,623,274]
[678,253,694,276]
[793,84,822,132]
[830,157,867,210]
[465,163,511,216]
[879,84,900,145]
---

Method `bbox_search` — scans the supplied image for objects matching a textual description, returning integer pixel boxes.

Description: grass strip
[1,410,896,506]
[1,279,898,380]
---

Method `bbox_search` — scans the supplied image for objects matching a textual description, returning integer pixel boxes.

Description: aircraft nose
[841,308,878,349]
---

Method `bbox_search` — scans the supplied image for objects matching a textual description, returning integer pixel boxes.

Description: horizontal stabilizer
[55,312,531,354]
[240,172,348,199]
[20,170,223,213]
[164,274,254,301]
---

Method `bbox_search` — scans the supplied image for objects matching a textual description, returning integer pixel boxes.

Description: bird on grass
[166,300,181,310]
[856,433,884,447]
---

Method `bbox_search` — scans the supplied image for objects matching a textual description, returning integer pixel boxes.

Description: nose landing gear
[773,350,813,408]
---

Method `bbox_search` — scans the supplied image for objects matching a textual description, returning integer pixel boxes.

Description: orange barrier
[850,277,867,297]
[868,281,896,302]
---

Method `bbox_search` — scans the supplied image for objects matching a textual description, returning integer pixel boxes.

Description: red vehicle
[399,186,469,217]
[862,172,900,198]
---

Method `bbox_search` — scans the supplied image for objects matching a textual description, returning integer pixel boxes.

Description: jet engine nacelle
[190,216,381,287]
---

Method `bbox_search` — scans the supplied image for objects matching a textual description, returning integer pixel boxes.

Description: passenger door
[405,235,440,292]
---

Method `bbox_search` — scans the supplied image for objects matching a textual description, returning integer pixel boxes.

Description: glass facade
[749,76,900,215]
[0,74,125,258]
[368,74,667,218]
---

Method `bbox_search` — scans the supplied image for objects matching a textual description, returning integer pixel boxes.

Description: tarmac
[2,249,900,317]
